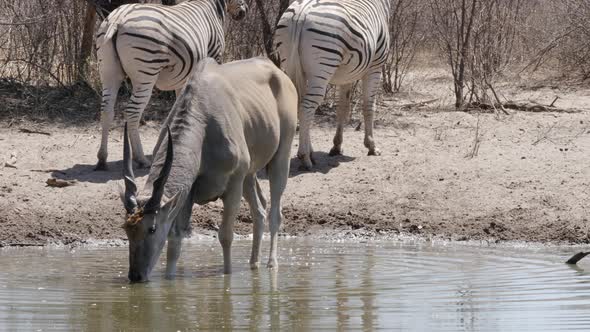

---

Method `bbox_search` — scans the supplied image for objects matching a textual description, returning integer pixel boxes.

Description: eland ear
[144,126,174,213]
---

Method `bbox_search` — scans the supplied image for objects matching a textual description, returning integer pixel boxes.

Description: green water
[1,238,589,331]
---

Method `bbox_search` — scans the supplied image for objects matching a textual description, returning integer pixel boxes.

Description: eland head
[121,123,179,283]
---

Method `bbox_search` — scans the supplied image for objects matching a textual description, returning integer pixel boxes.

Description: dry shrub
[0,0,587,117]
[428,0,536,109]
[382,0,426,93]
[558,0,590,79]
[0,0,88,86]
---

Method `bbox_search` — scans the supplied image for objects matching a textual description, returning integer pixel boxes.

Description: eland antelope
[95,0,248,170]
[274,0,391,170]
[120,57,297,282]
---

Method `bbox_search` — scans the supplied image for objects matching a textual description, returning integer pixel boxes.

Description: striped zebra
[94,0,248,170]
[274,0,390,170]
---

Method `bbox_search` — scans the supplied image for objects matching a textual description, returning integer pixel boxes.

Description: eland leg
[165,197,193,279]
[166,235,183,279]
[219,174,245,274]
[266,145,291,269]
[243,174,266,269]
[329,84,353,156]
[362,70,382,156]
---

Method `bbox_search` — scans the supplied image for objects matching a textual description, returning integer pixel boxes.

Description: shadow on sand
[258,151,356,180]
[51,157,151,184]
[52,151,353,184]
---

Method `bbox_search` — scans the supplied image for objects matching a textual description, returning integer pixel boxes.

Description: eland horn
[144,126,174,212]
[123,122,138,213]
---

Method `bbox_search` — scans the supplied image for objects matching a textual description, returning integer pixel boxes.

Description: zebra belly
[331,65,369,85]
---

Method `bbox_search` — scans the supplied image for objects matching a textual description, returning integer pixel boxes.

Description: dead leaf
[46,178,77,188]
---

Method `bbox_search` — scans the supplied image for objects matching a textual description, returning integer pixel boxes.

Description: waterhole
[1,238,589,331]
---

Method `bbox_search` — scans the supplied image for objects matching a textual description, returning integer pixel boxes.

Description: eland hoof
[368,148,381,156]
[266,259,278,269]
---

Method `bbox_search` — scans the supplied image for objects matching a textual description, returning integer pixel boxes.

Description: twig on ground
[399,98,440,109]
[19,128,51,136]
[549,96,559,107]
[532,123,557,145]
[31,169,66,175]
[465,115,482,159]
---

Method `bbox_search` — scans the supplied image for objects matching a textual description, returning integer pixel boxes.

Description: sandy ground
[1,72,589,247]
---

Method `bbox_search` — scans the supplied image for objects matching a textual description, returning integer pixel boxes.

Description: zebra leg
[95,48,124,171]
[125,82,155,168]
[329,84,353,156]
[242,174,266,269]
[151,87,183,157]
[362,70,382,156]
[95,83,122,170]
[297,80,330,170]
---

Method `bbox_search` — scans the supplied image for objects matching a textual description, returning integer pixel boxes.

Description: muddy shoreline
[2,101,589,247]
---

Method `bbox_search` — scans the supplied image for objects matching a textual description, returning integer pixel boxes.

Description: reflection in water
[335,254,349,330]
[2,239,590,331]
[361,245,376,331]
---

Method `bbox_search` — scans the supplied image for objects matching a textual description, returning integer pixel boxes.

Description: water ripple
[1,239,590,330]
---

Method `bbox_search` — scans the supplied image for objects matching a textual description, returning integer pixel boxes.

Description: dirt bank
[1,75,589,246]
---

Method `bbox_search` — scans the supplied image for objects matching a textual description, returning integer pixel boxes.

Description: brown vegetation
[0,0,588,245]
[0,0,588,92]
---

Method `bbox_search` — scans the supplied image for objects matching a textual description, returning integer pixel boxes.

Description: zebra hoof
[266,259,278,269]
[297,153,314,171]
[328,146,343,156]
[298,163,313,172]
[135,159,151,169]
[368,148,381,156]
[94,160,108,171]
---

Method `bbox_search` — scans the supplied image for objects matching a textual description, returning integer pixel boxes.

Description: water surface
[1,238,589,331]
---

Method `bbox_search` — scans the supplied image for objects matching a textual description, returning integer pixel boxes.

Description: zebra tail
[283,18,306,104]
[100,22,120,48]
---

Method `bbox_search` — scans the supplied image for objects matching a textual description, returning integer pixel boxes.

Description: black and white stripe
[274,0,390,169]
[94,0,247,170]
